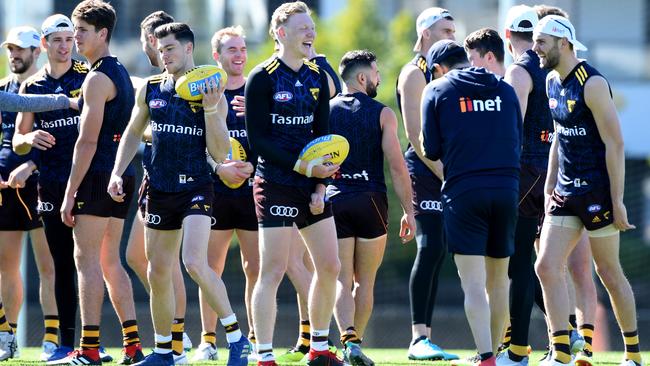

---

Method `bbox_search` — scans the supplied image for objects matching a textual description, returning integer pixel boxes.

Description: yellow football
[221,137,248,189]
[175,65,228,101]
[299,134,349,165]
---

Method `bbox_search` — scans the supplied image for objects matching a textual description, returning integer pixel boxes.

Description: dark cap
[426,39,465,70]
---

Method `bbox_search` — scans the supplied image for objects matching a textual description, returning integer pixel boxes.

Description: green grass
[5,348,649,365]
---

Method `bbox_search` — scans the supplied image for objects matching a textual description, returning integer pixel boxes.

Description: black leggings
[508,216,545,347]
[409,214,446,326]
[42,215,77,348]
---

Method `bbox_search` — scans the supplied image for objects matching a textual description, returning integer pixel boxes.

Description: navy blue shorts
[547,186,613,231]
[37,179,66,217]
[145,184,214,230]
[331,191,388,239]
[443,188,518,258]
[253,176,332,229]
[411,174,443,216]
[73,173,135,219]
[211,192,258,231]
[0,177,42,231]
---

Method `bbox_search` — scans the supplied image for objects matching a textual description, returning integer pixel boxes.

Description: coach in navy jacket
[419,39,521,365]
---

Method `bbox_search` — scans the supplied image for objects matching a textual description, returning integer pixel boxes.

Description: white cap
[41,14,74,37]
[414,7,452,51]
[1,26,41,48]
[534,15,587,51]
[505,5,538,32]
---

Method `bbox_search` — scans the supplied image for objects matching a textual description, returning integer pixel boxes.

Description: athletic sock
[623,330,642,365]
[502,325,512,348]
[311,329,329,352]
[579,324,594,356]
[340,326,361,345]
[552,330,571,364]
[569,314,577,329]
[480,352,494,361]
[154,334,173,354]
[171,318,184,355]
[411,335,427,346]
[81,325,100,350]
[299,319,310,347]
[0,304,12,333]
[122,320,140,347]
[257,343,274,361]
[44,315,59,345]
[220,314,242,343]
[508,344,528,361]
[202,332,216,348]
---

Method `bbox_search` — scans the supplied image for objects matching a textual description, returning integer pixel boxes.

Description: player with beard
[0,25,57,362]
[329,50,415,366]
[533,15,642,366]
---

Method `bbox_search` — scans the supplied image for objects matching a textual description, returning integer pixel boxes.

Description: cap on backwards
[505,5,538,33]
[426,39,466,71]
[41,14,75,37]
[534,15,587,51]
[414,7,452,52]
[1,26,41,48]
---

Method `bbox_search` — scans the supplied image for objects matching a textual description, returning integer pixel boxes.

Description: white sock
[257,343,274,361]
[311,329,329,352]
[220,314,242,343]
[154,334,173,354]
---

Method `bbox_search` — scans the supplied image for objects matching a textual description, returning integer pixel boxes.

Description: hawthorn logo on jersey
[540,130,553,143]
[149,99,167,109]
[588,204,602,213]
[41,116,79,129]
[270,113,314,125]
[459,96,502,113]
[567,100,576,113]
[273,91,293,102]
[310,88,319,100]
[549,98,558,109]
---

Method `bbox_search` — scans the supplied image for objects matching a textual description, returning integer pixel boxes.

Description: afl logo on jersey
[149,99,167,109]
[548,98,558,110]
[273,91,293,102]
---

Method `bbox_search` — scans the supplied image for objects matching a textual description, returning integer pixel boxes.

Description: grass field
[4,348,649,365]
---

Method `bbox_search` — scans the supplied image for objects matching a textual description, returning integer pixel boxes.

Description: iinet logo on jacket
[459,96,502,113]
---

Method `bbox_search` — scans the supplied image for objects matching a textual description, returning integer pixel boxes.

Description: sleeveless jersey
[395,54,442,189]
[0,76,38,177]
[251,57,326,187]
[514,50,553,168]
[23,60,88,182]
[327,92,386,198]
[145,73,212,192]
[547,61,609,195]
[81,56,135,176]
[213,83,254,196]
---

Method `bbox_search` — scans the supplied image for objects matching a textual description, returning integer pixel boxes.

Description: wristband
[204,106,218,115]
[293,159,303,174]
[213,161,223,175]
[306,160,319,178]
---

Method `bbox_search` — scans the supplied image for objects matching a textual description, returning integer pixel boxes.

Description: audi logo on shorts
[270,205,299,218]
[211,216,217,226]
[37,201,55,212]
[419,200,442,212]
[145,213,162,225]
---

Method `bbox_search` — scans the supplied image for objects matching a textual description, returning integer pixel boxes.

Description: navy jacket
[421,67,521,200]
